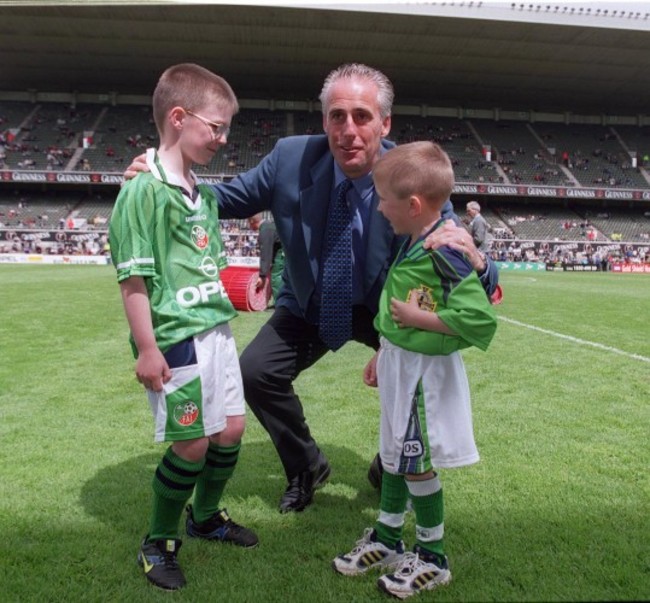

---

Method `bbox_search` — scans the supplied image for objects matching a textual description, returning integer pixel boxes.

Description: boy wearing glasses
[109,63,257,591]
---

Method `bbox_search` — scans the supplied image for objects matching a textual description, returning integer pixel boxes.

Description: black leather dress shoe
[279,452,331,513]
[367,452,383,490]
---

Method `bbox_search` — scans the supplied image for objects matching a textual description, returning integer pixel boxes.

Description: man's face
[323,78,391,179]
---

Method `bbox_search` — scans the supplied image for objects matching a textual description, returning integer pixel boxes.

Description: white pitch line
[499,316,650,364]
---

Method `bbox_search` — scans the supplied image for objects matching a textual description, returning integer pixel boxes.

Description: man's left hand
[423,220,486,273]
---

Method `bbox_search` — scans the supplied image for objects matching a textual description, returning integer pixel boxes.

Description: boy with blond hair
[333,141,497,599]
[109,63,257,591]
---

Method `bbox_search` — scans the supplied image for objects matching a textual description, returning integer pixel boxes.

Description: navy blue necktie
[319,180,353,351]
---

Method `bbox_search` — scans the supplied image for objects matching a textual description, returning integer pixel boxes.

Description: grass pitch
[1,265,648,602]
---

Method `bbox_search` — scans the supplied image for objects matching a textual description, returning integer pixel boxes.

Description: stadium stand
[71,194,116,228]
[610,124,650,173]
[0,190,79,228]
[294,111,325,136]
[2,103,104,171]
[76,104,157,172]
[3,101,650,260]
[583,208,650,242]
[388,115,502,183]
[493,203,607,242]
[472,120,573,186]
[4,100,650,186]
[533,122,649,189]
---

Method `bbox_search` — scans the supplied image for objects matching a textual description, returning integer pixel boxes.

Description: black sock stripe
[206,448,239,461]
[205,457,237,469]
[162,454,203,478]
[155,467,195,491]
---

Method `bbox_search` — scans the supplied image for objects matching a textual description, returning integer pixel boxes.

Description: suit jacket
[216,134,400,321]
[215,134,498,321]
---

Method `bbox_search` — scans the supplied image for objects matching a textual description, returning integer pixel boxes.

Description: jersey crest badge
[191,225,209,249]
[407,286,437,312]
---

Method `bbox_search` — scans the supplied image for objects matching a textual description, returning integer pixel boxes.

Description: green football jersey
[109,150,237,355]
[374,231,497,356]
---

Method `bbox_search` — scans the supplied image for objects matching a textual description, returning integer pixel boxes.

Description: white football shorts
[146,324,244,442]
[377,337,479,474]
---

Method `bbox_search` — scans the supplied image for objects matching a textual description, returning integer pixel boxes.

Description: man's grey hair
[467,200,481,212]
[319,63,394,120]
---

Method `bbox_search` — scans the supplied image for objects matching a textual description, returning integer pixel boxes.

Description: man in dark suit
[215,64,498,512]
[125,63,498,513]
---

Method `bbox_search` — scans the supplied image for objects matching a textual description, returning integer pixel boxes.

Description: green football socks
[407,474,445,556]
[191,442,240,524]
[375,470,409,548]
[149,446,204,541]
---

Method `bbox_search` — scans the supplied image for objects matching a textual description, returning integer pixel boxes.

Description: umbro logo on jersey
[186,213,207,223]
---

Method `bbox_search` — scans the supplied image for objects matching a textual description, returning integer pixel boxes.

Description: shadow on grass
[78,439,381,534]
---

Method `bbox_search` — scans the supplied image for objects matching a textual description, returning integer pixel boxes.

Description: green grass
[1,266,648,602]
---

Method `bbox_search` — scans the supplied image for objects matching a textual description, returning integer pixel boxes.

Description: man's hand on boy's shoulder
[423,220,486,273]
[124,152,150,182]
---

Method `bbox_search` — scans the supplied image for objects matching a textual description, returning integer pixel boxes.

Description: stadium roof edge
[1,2,650,115]
[281,2,650,33]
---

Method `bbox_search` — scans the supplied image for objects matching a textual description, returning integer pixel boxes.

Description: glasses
[185,109,230,140]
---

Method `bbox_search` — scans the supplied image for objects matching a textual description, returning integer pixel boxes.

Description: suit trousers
[240,305,379,479]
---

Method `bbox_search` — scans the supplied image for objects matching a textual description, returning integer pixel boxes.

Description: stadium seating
[472,120,572,186]
[0,191,78,228]
[609,124,650,174]
[76,105,157,172]
[2,102,650,252]
[3,100,650,187]
[584,208,650,242]
[71,194,116,227]
[388,115,501,183]
[492,203,606,241]
[294,111,325,136]
[1,103,104,170]
[531,122,649,189]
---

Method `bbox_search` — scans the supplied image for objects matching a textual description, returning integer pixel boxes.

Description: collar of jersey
[146,147,201,210]
[397,217,446,264]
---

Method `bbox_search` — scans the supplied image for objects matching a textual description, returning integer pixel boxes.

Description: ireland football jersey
[374,220,497,356]
[109,149,237,355]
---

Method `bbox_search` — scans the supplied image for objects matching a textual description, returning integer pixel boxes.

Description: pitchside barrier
[0,251,271,310]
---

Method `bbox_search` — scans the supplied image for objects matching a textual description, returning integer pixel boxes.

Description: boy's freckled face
[375,177,409,235]
[183,107,232,166]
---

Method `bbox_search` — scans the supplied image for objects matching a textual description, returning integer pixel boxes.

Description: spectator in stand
[465,200,491,252]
